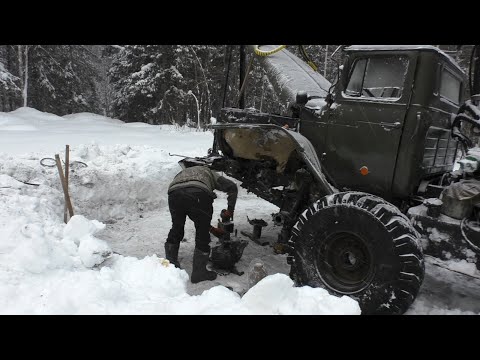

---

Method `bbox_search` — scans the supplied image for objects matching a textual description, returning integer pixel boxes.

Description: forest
[0,45,475,127]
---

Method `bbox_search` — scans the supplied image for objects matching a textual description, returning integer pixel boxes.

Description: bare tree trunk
[188,91,201,130]
[6,45,13,111]
[260,77,265,112]
[239,45,246,109]
[251,72,257,109]
[193,61,200,123]
[17,45,24,106]
[189,47,211,120]
[222,45,233,108]
[23,46,29,107]
[324,45,328,78]
[68,45,74,113]
[195,95,200,130]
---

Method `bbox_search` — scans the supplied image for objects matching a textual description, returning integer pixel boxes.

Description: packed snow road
[1,108,479,314]
[98,200,480,315]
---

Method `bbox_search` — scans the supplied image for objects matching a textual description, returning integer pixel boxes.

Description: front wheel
[289,192,424,315]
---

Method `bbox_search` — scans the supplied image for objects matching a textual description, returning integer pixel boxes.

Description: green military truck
[181,45,480,315]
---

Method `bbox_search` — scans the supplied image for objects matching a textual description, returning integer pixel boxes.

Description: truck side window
[345,56,409,100]
[345,59,367,96]
[439,68,461,105]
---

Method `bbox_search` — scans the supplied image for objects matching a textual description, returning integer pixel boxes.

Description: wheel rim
[315,232,375,294]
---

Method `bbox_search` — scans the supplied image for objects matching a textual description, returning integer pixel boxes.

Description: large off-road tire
[289,192,424,315]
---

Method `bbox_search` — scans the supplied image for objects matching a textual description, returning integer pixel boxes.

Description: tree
[109,45,225,126]
[1,45,102,115]
[26,45,101,114]
[0,46,21,112]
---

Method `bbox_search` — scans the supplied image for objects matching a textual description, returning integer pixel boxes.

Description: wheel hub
[316,232,374,294]
[340,250,359,269]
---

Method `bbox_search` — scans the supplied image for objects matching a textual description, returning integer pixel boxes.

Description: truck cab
[299,45,467,202]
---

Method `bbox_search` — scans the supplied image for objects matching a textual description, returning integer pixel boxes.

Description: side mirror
[296,91,308,106]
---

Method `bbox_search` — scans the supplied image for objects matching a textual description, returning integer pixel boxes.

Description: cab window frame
[343,55,410,102]
[438,65,463,105]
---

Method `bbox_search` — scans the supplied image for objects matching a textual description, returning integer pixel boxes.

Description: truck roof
[344,45,464,73]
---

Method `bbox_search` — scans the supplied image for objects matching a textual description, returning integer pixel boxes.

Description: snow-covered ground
[0,108,359,314]
[1,107,479,315]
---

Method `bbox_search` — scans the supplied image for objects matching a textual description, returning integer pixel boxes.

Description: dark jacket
[168,166,238,211]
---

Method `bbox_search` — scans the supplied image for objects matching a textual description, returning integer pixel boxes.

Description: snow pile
[0,107,210,155]
[64,216,112,268]
[0,183,360,314]
[0,108,361,315]
[65,143,182,221]
[242,274,359,315]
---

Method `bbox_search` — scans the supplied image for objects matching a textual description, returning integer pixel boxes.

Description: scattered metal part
[241,216,269,246]
[41,157,87,170]
[40,158,57,167]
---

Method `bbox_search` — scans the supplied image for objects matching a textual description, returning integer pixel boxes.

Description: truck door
[323,54,415,198]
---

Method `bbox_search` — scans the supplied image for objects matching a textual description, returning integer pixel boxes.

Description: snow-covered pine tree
[93,45,115,117]
[174,45,225,127]
[107,45,345,124]
[109,45,183,124]
[219,45,285,115]
[23,45,100,115]
[109,45,226,126]
[0,45,21,111]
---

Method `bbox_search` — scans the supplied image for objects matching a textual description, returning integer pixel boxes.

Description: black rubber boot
[164,243,181,269]
[191,248,217,284]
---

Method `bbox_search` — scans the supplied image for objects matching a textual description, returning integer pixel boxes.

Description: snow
[445,259,479,277]
[459,158,478,173]
[2,107,479,315]
[407,299,479,315]
[0,107,361,315]
[64,215,112,268]
[0,107,209,156]
[241,274,359,315]
[407,259,480,315]
[424,198,443,207]
[427,227,451,243]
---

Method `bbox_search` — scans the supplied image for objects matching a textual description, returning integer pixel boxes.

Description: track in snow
[97,187,480,314]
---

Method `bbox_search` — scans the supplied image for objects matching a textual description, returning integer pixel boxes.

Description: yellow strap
[307,61,318,72]
[254,45,287,57]
[254,45,318,72]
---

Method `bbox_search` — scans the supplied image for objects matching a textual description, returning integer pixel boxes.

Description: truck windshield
[345,56,409,100]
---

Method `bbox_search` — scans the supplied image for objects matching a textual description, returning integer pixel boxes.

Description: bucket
[441,194,473,220]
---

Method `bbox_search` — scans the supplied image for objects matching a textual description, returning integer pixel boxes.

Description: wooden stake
[55,154,74,221]
[64,145,70,223]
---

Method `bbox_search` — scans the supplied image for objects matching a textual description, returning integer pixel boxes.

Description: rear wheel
[289,192,424,315]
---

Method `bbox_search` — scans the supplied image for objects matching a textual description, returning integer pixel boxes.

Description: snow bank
[0,108,361,315]
[0,175,360,314]
[242,274,359,315]
[0,107,210,155]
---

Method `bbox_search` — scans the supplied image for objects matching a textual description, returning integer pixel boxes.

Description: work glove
[210,226,225,238]
[223,209,234,219]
